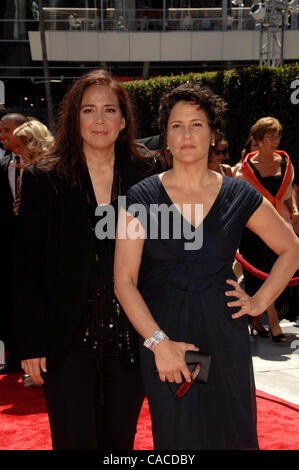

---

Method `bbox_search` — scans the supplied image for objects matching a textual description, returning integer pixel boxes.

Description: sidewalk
[251,320,299,405]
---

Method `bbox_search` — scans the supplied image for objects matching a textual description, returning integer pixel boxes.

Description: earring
[211,141,215,147]
[166,145,170,151]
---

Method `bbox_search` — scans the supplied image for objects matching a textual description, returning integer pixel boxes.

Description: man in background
[0,112,27,373]
[0,104,7,158]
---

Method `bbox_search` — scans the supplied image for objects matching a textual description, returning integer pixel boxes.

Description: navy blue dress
[126,174,263,450]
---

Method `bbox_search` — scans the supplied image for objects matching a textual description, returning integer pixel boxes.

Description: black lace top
[73,154,160,365]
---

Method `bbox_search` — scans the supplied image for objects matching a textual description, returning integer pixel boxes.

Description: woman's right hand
[153,339,199,384]
[21,357,47,385]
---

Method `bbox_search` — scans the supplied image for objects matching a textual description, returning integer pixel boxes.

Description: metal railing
[0,6,298,40]
[41,6,256,32]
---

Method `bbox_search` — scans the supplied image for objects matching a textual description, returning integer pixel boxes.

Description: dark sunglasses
[213,148,228,155]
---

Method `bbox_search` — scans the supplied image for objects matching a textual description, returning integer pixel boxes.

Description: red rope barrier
[234,252,299,286]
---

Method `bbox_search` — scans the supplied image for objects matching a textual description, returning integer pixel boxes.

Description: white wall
[28,30,299,62]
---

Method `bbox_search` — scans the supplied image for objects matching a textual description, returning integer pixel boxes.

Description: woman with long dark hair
[13,70,156,450]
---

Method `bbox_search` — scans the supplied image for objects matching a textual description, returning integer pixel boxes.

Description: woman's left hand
[225,279,264,319]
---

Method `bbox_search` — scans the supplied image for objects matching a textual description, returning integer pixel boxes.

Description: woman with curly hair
[114,84,299,449]
[13,69,157,450]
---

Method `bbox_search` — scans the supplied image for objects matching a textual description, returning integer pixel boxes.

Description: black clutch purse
[184,351,211,384]
[155,351,212,400]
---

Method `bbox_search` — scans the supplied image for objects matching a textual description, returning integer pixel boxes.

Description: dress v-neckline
[85,166,115,208]
[155,173,225,230]
[85,168,98,208]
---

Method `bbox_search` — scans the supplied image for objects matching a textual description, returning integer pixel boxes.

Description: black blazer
[0,154,16,339]
[137,135,172,170]
[0,154,15,272]
[13,157,157,363]
[137,135,162,151]
[0,154,15,234]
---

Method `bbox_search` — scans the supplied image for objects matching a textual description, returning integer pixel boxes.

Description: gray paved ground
[251,319,299,405]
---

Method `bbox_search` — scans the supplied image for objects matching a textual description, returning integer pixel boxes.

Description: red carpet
[1,373,298,450]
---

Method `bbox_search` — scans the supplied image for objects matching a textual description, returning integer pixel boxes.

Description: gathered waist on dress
[140,259,235,294]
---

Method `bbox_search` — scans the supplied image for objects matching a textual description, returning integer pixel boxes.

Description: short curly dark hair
[158,83,226,156]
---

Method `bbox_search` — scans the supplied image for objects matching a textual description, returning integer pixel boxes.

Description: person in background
[9,119,54,385]
[232,135,260,281]
[137,134,162,151]
[114,83,299,449]
[0,112,27,374]
[0,113,28,156]
[232,135,260,176]
[208,133,233,176]
[12,119,54,163]
[137,134,172,170]
[236,117,299,341]
[292,166,299,234]
[11,120,55,216]
[0,141,4,158]
[0,104,6,118]
[0,104,7,158]
[13,70,158,450]
[0,138,5,158]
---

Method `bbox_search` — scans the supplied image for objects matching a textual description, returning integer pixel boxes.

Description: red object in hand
[175,363,201,400]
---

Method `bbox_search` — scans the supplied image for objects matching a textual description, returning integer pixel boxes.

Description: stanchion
[234,252,299,286]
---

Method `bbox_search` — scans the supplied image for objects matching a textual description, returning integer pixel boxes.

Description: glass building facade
[1,1,298,120]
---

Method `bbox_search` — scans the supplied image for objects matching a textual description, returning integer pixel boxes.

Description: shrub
[124,64,299,167]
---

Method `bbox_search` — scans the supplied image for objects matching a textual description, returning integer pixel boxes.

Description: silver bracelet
[143,329,169,351]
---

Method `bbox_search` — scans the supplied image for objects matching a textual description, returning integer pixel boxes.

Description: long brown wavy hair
[39,69,146,189]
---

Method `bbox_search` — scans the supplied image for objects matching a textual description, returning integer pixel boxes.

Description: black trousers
[42,347,145,450]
